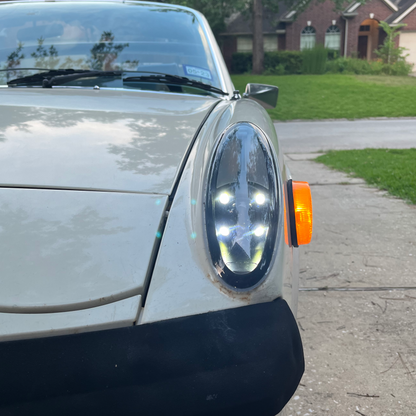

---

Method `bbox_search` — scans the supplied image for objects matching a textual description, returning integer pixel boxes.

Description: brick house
[221,0,416,70]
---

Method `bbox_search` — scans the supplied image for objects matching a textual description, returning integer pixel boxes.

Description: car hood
[0,89,218,318]
[0,88,218,194]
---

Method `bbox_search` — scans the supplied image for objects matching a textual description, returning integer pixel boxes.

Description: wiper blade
[7,69,121,87]
[6,69,228,95]
[0,67,50,73]
[7,69,91,86]
[123,74,228,96]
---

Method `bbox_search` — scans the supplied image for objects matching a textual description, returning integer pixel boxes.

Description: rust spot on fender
[206,272,253,303]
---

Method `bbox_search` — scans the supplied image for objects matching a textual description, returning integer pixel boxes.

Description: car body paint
[141,98,298,323]
[0,0,298,340]
[0,188,167,316]
[0,88,218,194]
[0,295,141,342]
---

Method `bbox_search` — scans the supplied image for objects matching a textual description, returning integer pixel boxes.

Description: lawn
[316,149,416,204]
[231,74,416,121]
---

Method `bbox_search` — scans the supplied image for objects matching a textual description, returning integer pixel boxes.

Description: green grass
[316,149,416,204]
[231,74,416,121]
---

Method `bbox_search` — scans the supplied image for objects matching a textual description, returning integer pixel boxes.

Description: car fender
[141,98,299,324]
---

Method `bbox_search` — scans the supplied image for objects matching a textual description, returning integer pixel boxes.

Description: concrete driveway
[276,120,416,415]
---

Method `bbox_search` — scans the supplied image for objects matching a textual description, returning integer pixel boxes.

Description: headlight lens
[205,123,279,290]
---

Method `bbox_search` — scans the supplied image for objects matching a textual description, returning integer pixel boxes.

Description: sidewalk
[285,153,416,415]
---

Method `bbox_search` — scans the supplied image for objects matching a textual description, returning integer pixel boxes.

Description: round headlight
[205,122,279,290]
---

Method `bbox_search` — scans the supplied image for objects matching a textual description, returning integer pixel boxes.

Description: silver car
[0,1,313,415]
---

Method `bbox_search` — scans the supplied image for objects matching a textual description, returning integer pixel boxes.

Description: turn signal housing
[287,180,313,246]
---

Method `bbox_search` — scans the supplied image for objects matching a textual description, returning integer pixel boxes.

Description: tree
[252,0,264,74]
[157,0,356,74]
[154,0,245,40]
[375,21,407,65]
[156,0,265,72]
[2,42,25,82]
[88,31,130,70]
[31,37,60,69]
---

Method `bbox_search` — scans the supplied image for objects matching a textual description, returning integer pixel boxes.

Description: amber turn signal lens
[292,181,313,245]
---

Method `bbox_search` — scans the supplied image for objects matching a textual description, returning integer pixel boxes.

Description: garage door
[399,32,416,69]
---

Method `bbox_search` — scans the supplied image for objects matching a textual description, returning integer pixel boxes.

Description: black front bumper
[0,298,303,416]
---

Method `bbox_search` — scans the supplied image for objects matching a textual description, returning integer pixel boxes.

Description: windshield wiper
[6,69,228,95]
[7,69,122,87]
[123,74,228,96]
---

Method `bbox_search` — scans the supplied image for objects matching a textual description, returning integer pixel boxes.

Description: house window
[359,25,370,32]
[237,35,278,53]
[300,26,316,50]
[264,35,278,52]
[237,36,253,53]
[325,25,341,50]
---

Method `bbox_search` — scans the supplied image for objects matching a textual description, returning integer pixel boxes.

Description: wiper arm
[123,74,228,96]
[43,70,122,88]
[7,69,121,87]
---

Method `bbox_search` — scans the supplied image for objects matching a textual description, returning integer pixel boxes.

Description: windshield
[0,1,222,92]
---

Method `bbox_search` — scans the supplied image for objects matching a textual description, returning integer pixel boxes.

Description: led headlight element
[254,226,266,237]
[255,193,266,205]
[219,192,230,205]
[206,123,279,290]
[218,226,230,237]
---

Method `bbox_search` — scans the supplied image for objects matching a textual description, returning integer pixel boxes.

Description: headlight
[205,122,279,290]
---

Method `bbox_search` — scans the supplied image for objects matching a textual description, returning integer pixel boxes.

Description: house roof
[222,0,416,35]
[344,0,398,13]
[222,4,288,35]
[344,0,416,22]
[385,0,416,23]
[343,2,361,13]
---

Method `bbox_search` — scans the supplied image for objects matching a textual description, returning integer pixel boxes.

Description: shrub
[231,51,303,74]
[381,60,414,75]
[326,57,413,75]
[327,57,373,74]
[375,21,407,65]
[263,63,286,75]
[373,21,413,74]
[327,49,340,60]
[232,47,413,76]
[231,52,252,74]
[264,51,303,74]
[369,60,384,75]
[325,57,347,73]
[302,44,328,74]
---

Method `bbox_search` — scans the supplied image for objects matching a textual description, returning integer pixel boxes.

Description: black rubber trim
[287,179,298,248]
[0,298,304,416]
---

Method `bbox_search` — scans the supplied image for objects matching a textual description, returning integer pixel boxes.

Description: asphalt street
[276,118,416,154]
[275,120,416,415]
